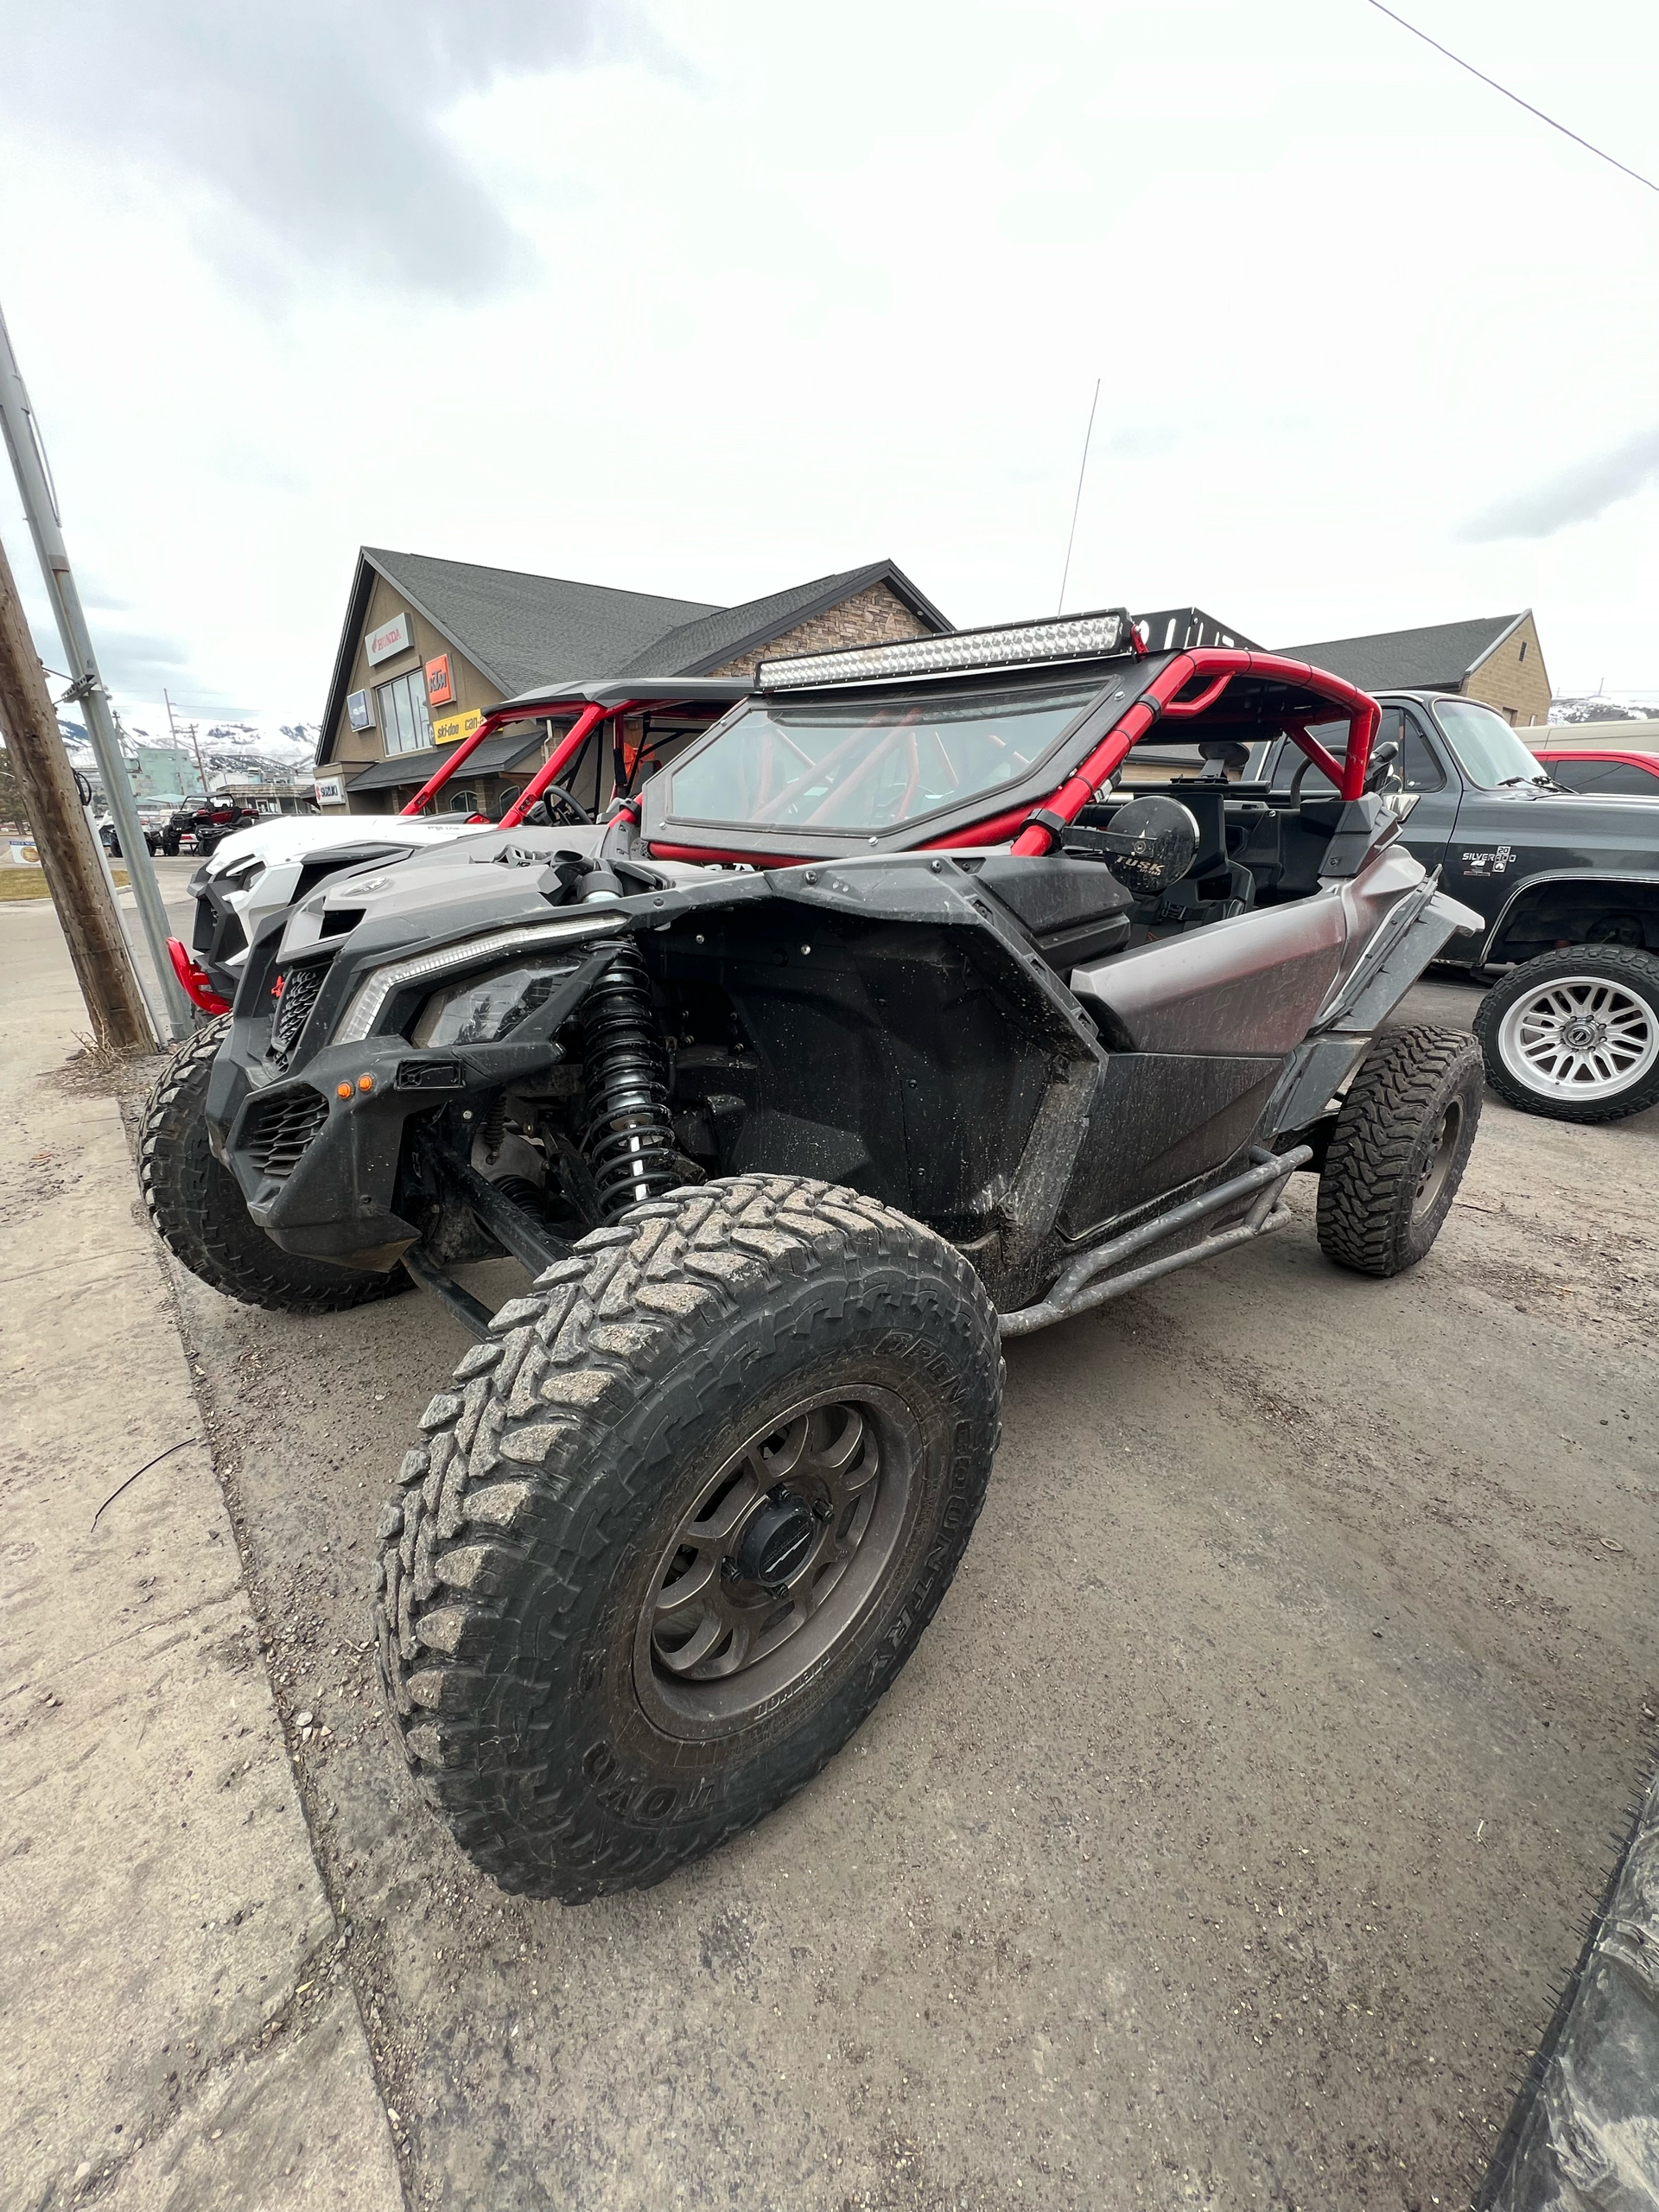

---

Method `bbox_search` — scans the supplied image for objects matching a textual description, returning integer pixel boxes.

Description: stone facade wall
[1461,613,1553,728]
[705,582,932,679]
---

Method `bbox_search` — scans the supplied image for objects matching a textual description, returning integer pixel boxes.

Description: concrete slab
[0,894,402,2212]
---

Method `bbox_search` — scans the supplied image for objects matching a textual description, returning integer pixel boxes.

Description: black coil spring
[579,944,679,1218]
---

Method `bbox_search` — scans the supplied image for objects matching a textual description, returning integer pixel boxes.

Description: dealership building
[314,549,950,817]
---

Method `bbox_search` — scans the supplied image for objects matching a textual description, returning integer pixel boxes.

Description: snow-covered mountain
[60,717,319,798]
[1549,696,1659,725]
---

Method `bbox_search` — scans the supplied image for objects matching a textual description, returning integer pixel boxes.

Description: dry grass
[49,1030,166,1096]
[0,866,128,902]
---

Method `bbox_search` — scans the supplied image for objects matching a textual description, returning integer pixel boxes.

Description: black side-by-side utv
[141,607,1486,1900]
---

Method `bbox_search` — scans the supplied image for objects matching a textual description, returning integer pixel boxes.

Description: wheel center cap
[732,1493,816,1587]
[1560,1018,1603,1049]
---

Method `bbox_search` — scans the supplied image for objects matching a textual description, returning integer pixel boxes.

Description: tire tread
[1316,1025,1482,1277]
[372,1173,1003,1900]
[1472,944,1659,1124]
[137,1018,404,1313]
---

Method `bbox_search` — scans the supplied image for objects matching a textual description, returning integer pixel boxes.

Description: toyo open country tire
[1473,944,1659,1124]
[139,1017,409,1314]
[1317,1025,1483,1277]
[372,1175,1002,1902]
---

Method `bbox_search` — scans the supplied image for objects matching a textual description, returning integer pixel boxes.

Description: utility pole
[0,298,192,1036]
[165,688,210,796]
[0,525,153,1050]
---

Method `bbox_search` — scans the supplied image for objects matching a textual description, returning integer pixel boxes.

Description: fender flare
[1480,868,1659,963]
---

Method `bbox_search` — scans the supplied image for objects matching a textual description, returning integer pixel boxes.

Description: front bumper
[211,1029,560,1270]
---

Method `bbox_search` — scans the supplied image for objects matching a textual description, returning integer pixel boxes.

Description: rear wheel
[373,1175,1002,1901]
[1473,946,1659,1122]
[1316,1026,1483,1276]
[139,1018,410,1313]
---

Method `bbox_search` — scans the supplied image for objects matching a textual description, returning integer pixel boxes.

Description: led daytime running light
[334,915,626,1046]
[760,608,1132,690]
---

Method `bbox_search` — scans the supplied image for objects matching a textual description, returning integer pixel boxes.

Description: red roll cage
[393,650,1377,862]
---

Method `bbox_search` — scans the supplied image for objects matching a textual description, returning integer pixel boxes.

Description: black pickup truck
[1249,692,1659,1122]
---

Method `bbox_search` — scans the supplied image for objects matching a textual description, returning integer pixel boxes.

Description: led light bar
[334,914,626,1046]
[759,607,1135,690]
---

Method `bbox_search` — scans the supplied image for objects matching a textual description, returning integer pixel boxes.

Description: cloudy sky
[0,0,1655,736]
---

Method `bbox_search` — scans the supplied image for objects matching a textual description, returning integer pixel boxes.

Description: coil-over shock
[578,943,680,1217]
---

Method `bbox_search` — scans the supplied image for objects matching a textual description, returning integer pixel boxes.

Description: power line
[1057,378,1101,616]
[1363,0,1657,194]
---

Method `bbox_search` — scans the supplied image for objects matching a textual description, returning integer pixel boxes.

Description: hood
[200,811,484,881]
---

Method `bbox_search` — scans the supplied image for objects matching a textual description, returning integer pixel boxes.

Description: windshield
[1433,699,1548,787]
[665,682,1099,833]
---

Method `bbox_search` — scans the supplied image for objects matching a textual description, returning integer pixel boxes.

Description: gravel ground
[139,968,1658,2212]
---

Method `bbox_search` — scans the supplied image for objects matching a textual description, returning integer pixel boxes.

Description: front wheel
[139,1019,410,1313]
[373,1176,1003,1901]
[1316,1026,1483,1277]
[1472,946,1659,1122]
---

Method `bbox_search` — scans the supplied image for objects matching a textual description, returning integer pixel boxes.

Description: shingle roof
[1275,613,1528,692]
[610,562,952,681]
[364,548,720,694]
[318,550,950,766]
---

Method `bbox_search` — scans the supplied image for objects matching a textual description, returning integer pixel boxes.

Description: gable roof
[610,561,952,682]
[318,550,950,766]
[364,548,720,694]
[1275,613,1529,693]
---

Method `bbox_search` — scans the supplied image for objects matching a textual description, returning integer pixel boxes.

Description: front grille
[270,960,329,1056]
[244,1088,329,1181]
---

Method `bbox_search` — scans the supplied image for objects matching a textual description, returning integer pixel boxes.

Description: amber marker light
[335,1082,353,1100]
[358,1073,375,1092]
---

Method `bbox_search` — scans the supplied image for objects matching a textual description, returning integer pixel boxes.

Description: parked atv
[140,608,1485,1901]
[158,799,257,859]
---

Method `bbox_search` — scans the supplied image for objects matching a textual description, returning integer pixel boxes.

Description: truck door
[1378,702,1459,873]
[1261,704,1457,863]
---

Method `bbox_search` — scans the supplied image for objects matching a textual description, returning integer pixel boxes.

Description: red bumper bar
[167,937,231,1016]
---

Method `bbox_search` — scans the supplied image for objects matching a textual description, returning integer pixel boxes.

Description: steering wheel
[519,785,594,828]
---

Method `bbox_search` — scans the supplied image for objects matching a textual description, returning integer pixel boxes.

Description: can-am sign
[365,611,413,665]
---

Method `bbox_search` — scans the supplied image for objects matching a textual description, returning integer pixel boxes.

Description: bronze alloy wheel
[1317,1026,1483,1276]
[373,1175,1003,1900]
[632,1388,920,1741]
[1409,1096,1465,1223]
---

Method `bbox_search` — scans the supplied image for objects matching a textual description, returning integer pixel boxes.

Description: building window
[443,790,478,814]
[1518,640,1528,663]
[376,670,431,756]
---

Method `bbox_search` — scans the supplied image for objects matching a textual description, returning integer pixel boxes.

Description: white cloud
[0,0,1656,720]
[0,0,660,301]
[1460,423,1659,540]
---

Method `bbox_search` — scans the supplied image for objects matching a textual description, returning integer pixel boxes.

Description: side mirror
[1363,739,1401,793]
[1095,795,1200,899]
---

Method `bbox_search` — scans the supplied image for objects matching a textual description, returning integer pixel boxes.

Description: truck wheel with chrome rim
[1473,945,1659,1123]
[372,1175,1002,1902]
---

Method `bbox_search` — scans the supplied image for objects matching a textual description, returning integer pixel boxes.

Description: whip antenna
[1057,379,1101,614]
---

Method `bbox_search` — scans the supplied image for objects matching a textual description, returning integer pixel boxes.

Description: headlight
[413,955,588,1047]
[334,916,626,1046]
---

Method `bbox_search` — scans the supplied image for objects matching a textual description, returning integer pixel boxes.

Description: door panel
[1056,1053,1283,1237]
[1072,893,1347,1055]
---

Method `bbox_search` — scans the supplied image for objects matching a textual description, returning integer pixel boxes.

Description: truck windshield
[665,682,1099,832]
[1433,700,1549,788]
